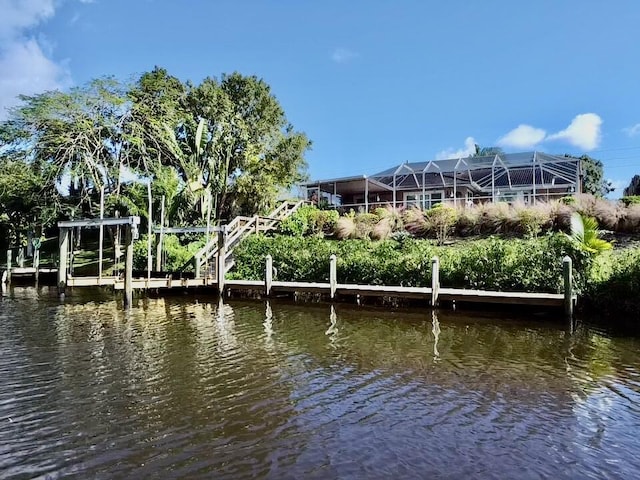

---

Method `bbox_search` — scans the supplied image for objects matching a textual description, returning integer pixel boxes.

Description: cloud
[0,0,69,119]
[331,47,358,64]
[497,124,546,149]
[623,123,640,137]
[435,136,477,160]
[546,113,602,150]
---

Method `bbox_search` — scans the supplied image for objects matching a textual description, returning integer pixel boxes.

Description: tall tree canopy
[0,67,311,242]
[472,145,504,157]
[623,175,640,197]
[567,155,613,197]
[129,68,311,221]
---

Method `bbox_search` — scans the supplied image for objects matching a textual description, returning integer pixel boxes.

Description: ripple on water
[1,290,640,479]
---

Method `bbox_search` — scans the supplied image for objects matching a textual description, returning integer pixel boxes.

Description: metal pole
[364,179,369,212]
[155,195,165,271]
[124,226,133,309]
[491,164,495,203]
[453,172,457,207]
[393,174,397,209]
[217,225,227,294]
[532,152,537,205]
[147,181,152,282]
[98,186,104,279]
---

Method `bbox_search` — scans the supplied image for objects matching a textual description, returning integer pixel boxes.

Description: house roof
[303,151,581,193]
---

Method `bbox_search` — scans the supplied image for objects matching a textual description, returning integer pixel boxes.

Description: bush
[621,196,640,206]
[585,248,640,318]
[231,233,589,293]
[133,234,204,272]
[425,204,458,244]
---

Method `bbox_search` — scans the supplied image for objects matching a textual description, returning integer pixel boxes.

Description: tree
[568,154,613,197]
[472,144,504,157]
[0,78,137,215]
[130,68,311,222]
[623,175,640,196]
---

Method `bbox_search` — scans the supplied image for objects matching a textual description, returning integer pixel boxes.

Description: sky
[1,0,640,197]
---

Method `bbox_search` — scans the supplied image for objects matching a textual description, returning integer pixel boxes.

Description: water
[1,287,640,479]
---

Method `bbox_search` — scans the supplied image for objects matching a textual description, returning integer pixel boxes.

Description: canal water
[1,287,640,479]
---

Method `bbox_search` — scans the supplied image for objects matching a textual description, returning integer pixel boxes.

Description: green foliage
[567,213,613,255]
[231,233,589,293]
[425,204,458,244]
[133,234,204,272]
[623,175,640,197]
[621,196,640,206]
[279,205,338,237]
[585,248,640,318]
[514,203,549,238]
[571,155,613,197]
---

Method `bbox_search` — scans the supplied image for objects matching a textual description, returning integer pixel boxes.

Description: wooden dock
[7,208,573,318]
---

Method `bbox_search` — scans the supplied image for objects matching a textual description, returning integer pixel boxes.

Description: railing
[193,200,306,277]
[328,191,577,213]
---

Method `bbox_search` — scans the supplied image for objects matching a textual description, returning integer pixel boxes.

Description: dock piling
[431,256,440,306]
[124,225,134,308]
[217,225,227,294]
[58,228,70,295]
[329,254,337,299]
[563,256,573,319]
[265,255,273,296]
[6,249,12,284]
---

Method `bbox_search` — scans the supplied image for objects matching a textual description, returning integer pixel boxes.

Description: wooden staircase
[193,200,305,278]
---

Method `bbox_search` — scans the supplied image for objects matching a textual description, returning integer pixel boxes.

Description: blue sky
[2,0,640,196]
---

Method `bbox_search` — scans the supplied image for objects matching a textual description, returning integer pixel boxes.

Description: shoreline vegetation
[1,67,638,322]
[222,198,640,322]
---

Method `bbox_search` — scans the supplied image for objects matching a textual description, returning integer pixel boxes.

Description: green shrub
[621,196,640,206]
[133,234,204,272]
[585,248,640,318]
[279,205,339,237]
[231,233,589,293]
[425,204,458,244]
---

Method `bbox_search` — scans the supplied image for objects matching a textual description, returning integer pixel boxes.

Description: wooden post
[329,254,337,299]
[431,256,440,306]
[265,254,273,296]
[98,186,104,278]
[194,254,202,279]
[563,256,573,319]
[6,249,12,284]
[123,225,134,309]
[58,228,70,295]
[217,225,227,294]
[17,248,24,268]
[34,249,40,278]
[147,181,152,283]
[255,215,259,234]
[156,195,165,271]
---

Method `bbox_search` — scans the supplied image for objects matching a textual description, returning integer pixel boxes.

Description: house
[302,152,582,211]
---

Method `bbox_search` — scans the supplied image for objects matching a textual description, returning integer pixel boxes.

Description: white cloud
[435,136,477,160]
[546,113,602,150]
[623,123,640,137]
[497,124,546,149]
[0,0,56,40]
[331,47,358,64]
[0,0,69,119]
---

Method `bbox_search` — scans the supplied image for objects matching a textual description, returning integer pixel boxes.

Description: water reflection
[431,310,441,360]
[2,289,640,479]
[325,305,339,349]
